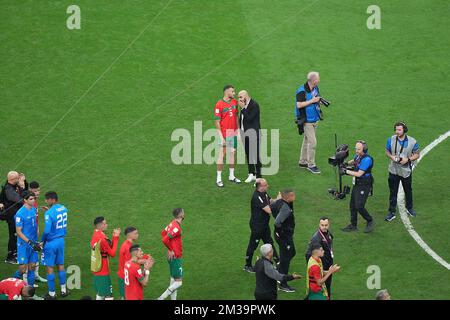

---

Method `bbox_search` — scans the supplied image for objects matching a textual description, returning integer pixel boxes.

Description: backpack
[90,241,103,272]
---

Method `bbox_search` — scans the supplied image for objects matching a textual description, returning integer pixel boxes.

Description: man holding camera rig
[385,122,420,221]
[341,141,375,233]
[295,71,330,174]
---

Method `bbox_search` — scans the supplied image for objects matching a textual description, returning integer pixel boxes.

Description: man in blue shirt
[14,190,40,288]
[385,122,420,221]
[341,141,375,233]
[41,191,69,299]
[295,71,322,174]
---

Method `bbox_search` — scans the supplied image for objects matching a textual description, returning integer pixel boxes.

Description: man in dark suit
[238,90,262,183]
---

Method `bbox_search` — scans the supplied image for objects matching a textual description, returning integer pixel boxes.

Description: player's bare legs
[216,145,226,187]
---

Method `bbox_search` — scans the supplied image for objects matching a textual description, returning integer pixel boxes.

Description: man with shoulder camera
[385,122,420,222]
[341,141,375,233]
[295,71,327,174]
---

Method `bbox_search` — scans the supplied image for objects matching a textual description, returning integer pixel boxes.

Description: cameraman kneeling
[341,141,374,233]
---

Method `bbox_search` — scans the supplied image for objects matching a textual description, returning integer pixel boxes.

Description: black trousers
[243,132,262,177]
[254,291,277,300]
[246,224,279,266]
[274,233,296,285]
[388,173,413,212]
[350,183,373,226]
[6,219,17,258]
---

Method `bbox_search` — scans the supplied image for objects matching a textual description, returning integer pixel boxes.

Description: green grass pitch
[0,0,449,300]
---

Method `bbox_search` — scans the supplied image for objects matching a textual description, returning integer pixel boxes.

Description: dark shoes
[243,265,255,273]
[60,290,70,298]
[278,283,296,293]
[341,224,358,232]
[364,221,375,233]
[406,208,417,217]
[307,166,321,174]
[385,212,396,222]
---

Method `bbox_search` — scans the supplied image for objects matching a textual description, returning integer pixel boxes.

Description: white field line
[398,130,450,270]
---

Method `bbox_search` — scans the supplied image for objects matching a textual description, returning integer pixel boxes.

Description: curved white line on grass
[398,130,450,270]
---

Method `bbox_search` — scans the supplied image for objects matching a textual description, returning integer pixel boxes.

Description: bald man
[295,71,322,174]
[244,179,280,273]
[238,90,262,183]
[2,171,24,264]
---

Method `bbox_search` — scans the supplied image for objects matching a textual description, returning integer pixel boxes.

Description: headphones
[394,121,408,134]
[357,140,368,153]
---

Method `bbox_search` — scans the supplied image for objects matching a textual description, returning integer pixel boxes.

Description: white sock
[159,281,182,300]
[49,291,56,297]
[169,278,177,300]
[217,171,222,182]
[61,284,66,293]
[229,168,235,179]
[96,295,105,300]
[35,264,40,277]
[105,297,114,300]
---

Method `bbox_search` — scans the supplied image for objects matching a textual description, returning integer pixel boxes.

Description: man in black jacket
[271,189,297,293]
[1,171,24,264]
[238,90,262,183]
[243,178,280,273]
[254,244,301,300]
[305,217,334,298]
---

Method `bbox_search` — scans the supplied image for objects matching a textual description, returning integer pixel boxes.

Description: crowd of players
[0,171,185,300]
[1,72,418,300]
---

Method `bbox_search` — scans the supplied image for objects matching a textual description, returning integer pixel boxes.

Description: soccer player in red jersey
[90,216,121,300]
[158,208,185,300]
[124,244,154,300]
[214,85,241,187]
[117,226,139,299]
[0,278,35,300]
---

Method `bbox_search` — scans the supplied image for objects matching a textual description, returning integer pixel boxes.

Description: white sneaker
[245,174,255,183]
[229,177,241,184]
[216,181,224,188]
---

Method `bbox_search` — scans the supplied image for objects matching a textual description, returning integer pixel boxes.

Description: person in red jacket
[0,278,35,300]
[90,216,120,300]
[158,208,185,300]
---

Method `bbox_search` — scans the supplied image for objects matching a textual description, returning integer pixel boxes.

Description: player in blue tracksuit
[41,191,69,299]
[14,190,40,288]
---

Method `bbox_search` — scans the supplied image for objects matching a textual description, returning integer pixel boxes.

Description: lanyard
[318,229,333,258]
[394,136,407,155]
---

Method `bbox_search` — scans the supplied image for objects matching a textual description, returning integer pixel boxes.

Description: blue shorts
[42,238,65,266]
[17,242,38,265]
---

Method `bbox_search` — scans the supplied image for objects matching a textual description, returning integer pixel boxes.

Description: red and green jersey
[90,230,119,276]
[124,260,145,300]
[0,278,26,300]
[117,239,133,279]
[214,99,238,138]
[161,219,183,258]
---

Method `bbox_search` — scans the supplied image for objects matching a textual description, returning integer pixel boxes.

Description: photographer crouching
[341,141,375,233]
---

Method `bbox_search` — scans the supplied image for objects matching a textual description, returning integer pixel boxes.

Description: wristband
[145,270,150,275]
